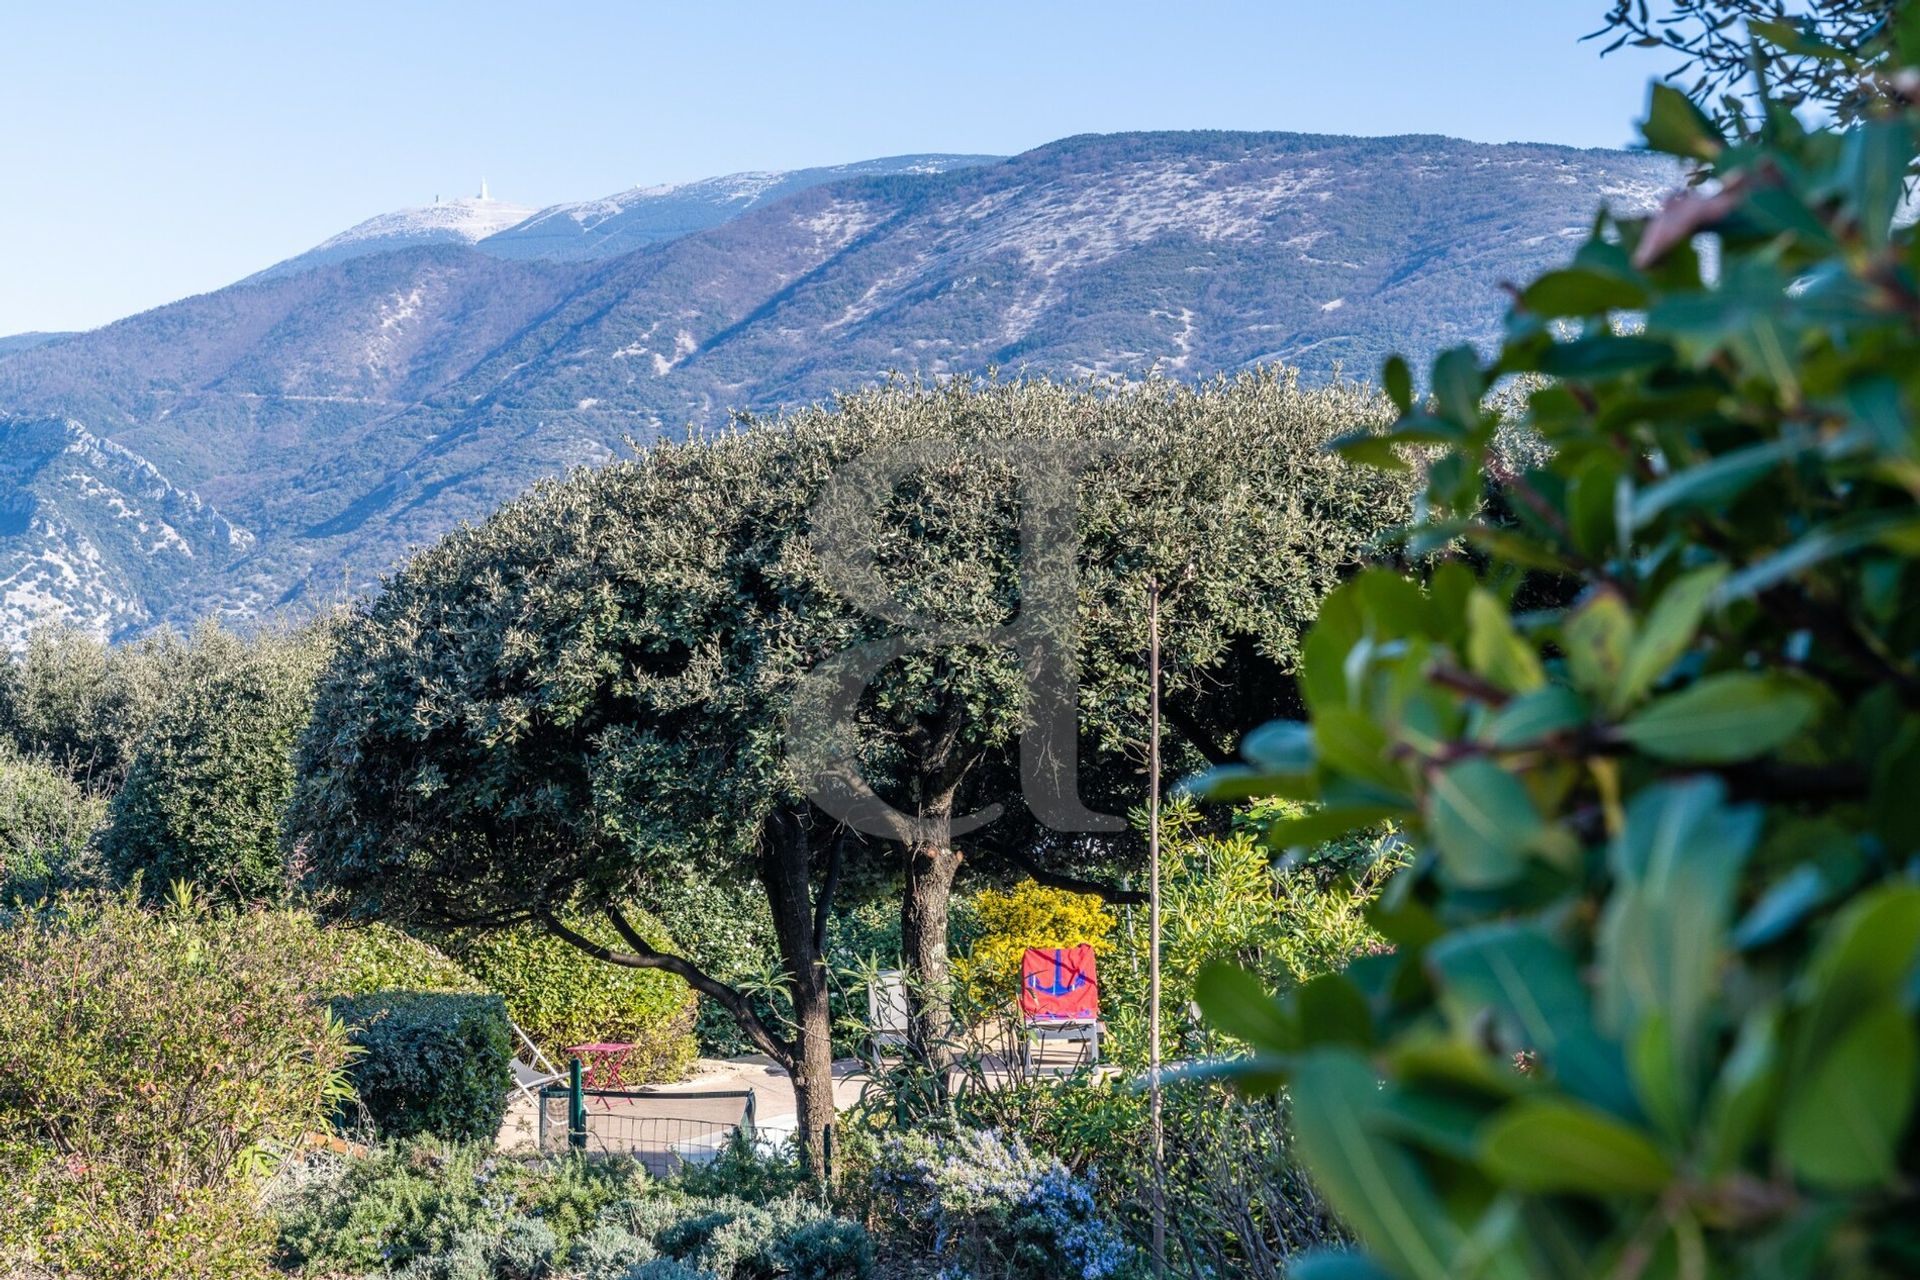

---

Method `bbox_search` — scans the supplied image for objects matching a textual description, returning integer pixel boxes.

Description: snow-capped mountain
[0,418,252,650]
[0,130,1684,649]
[251,185,537,280]
[477,154,1001,262]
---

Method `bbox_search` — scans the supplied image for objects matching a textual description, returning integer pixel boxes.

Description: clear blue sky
[0,1,1665,335]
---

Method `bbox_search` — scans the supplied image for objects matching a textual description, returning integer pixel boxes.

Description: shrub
[628,1259,716,1280]
[1102,800,1399,1064]
[0,890,353,1279]
[567,1223,657,1279]
[495,1213,560,1279]
[448,909,698,1081]
[329,922,484,997]
[952,879,1116,1011]
[0,743,107,903]
[272,1139,642,1275]
[0,624,180,787]
[1194,34,1920,1280]
[332,992,513,1142]
[872,1127,1137,1280]
[773,1217,875,1280]
[101,623,327,902]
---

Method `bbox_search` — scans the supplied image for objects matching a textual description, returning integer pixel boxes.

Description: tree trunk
[787,977,837,1179]
[761,808,837,1177]
[900,838,963,1054]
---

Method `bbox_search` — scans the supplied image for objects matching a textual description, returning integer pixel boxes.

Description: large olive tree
[290,372,1412,1163]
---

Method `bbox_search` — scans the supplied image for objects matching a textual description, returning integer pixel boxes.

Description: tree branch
[543,908,796,1068]
[812,829,846,959]
[1161,699,1234,768]
[984,835,1147,906]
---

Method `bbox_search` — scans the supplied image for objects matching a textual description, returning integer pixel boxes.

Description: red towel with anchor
[1019,945,1099,1021]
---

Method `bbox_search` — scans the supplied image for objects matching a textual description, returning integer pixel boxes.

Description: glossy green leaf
[1641,82,1725,160]
[1193,962,1296,1055]
[1287,1050,1467,1280]
[1778,1000,1917,1189]
[1614,565,1726,711]
[1479,1098,1673,1194]
[1702,1011,1781,1177]
[1427,758,1540,888]
[1296,973,1374,1049]
[1316,707,1410,798]
[1384,355,1414,415]
[1432,345,1485,426]
[1616,673,1817,763]
[1562,590,1634,699]
[1466,590,1545,693]
[1597,780,1759,1124]
[1478,685,1590,748]
[1428,924,1637,1118]
[1522,268,1648,317]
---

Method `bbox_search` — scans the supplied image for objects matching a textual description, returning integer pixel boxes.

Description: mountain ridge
[0,128,1682,649]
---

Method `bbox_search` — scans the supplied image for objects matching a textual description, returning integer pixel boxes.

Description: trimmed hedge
[332,992,512,1142]
[329,924,483,998]
[447,910,697,1082]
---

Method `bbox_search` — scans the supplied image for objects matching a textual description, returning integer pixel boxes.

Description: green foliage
[447,910,698,1080]
[329,923,485,997]
[773,1217,875,1280]
[870,1127,1138,1280]
[952,878,1116,1009]
[1194,37,1920,1280]
[0,624,180,786]
[0,742,107,903]
[0,889,354,1279]
[272,1139,643,1275]
[276,1137,861,1280]
[1590,0,1909,129]
[101,622,327,903]
[331,992,513,1142]
[291,372,1414,1101]
[1102,800,1398,1065]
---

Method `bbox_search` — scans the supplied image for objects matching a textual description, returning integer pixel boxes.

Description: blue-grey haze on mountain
[0,128,1682,648]
[0,1,1661,335]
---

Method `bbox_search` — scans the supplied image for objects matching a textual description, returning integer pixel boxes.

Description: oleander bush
[0,889,354,1280]
[331,993,513,1142]
[1193,31,1920,1279]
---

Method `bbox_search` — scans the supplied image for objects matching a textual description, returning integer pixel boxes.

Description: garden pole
[1148,578,1166,1280]
[568,1057,586,1151]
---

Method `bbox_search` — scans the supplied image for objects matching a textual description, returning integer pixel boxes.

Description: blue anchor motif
[1026,948,1088,997]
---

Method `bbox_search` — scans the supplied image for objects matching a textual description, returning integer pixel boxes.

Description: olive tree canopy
[291,371,1414,1159]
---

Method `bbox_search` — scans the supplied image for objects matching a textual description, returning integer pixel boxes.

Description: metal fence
[537,1081,757,1176]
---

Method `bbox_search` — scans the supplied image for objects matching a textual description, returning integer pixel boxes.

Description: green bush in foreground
[332,992,513,1142]
[273,1137,868,1280]
[1194,32,1920,1280]
[0,891,353,1279]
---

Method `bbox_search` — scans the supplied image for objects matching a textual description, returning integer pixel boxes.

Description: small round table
[566,1041,639,1090]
